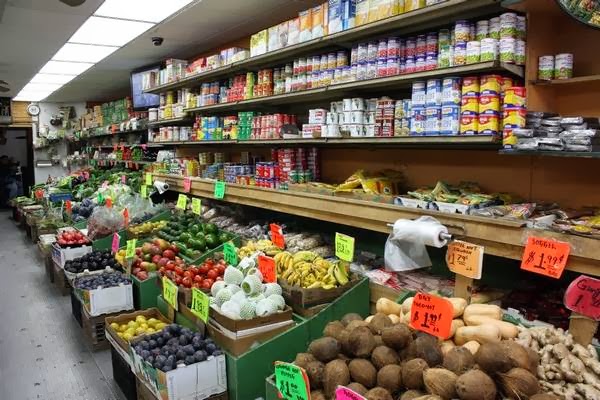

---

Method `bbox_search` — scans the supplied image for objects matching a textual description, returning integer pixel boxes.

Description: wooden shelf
[95,143,163,150]
[85,129,147,138]
[531,75,600,86]
[185,62,523,115]
[144,0,503,94]
[92,159,154,166]
[147,117,191,127]
[154,173,600,276]
[500,149,600,158]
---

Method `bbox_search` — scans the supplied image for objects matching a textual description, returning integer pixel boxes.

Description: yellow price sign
[191,288,210,322]
[125,239,137,259]
[335,232,355,262]
[162,276,179,311]
[192,198,202,215]
[176,194,188,210]
[140,185,148,198]
[446,240,484,280]
[145,173,152,186]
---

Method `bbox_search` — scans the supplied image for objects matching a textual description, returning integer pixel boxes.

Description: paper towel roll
[154,180,169,194]
[391,217,449,248]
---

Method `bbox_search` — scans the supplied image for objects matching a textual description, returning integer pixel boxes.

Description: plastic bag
[87,206,125,239]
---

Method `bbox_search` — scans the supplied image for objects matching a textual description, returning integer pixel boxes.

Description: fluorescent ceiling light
[69,16,154,46]
[40,60,94,75]
[30,73,77,85]
[22,83,63,92]
[95,0,194,23]
[53,43,119,63]
[14,92,52,102]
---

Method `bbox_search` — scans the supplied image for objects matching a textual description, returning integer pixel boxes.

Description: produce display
[64,249,120,274]
[211,265,285,320]
[116,238,179,281]
[71,198,97,222]
[158,256,225,291]
[275,250,349,289]
[132,324,222,372]
[56,229,91,247]
[237,239,282,258]
[110,315,169,342]
[127,219,168,238]
[74,271,132,290]
[406,181,503,206]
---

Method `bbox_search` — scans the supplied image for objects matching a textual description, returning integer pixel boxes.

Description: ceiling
[0,0,321,103]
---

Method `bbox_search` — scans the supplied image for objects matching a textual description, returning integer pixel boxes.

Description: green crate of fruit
[92,229,127,251]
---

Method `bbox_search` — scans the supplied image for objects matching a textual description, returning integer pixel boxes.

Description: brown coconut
[323,359,351,398]
[310,390,326,400]
[347,319,370,331]
[501,341,533,371]
[381,324,412,350]
[524,347,540,374]
[402,358,429,390]
[365,387,393,400]
[376,364,402,393]
[323,321,346,340]
[399,390,424,400]
[530,394,561,400]
[348,326,377,358]
[309,337,340,363]
[499,367,540,399]
[305,361,325,390]
[342,313,364,326]
[369,313,393,335]
[412,396,443,400]
[347,382,368,396]
[349,359,377,388]
[423,368,458,400]
[338,329,352,355]
[442,347,475,375]
[374,335,385,347]
[294,353,316,369]
[455,369,497,400]
[411,336,444,367]
[475,342,512,375]
[371,346,400,369]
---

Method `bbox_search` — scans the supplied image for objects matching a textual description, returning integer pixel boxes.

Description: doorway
[0,127,34,207]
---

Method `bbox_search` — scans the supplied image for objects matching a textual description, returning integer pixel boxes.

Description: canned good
[454,20,471,43]
[386,57,400,76]
[405,57,416,74]
[438,45,453,68]
[460,95,479,114]
[426,32,438,53]
[410,107,426,135]
[357,43,368,63]
[499,38,516,63]
[441,105,460,135]
[377,58,387,77]
[517,15,527,40]
[504,87,527,108]
[480,38,498,62]
[367,41,378,61]
[377,39,388,58]
[387,37,400,57]
[479,94,501,113]
[411,81,426,107]
[476,20,489,41]
[460,114,478,135]
[503,128,517,147]
[336,50,348,67]
[478,114,500,135]
[426,79,442,106]
[462,76,480,96]
[500,13,517,38]
[515,40,526,65]
[425,53,438,70]
[501,77,514,93]
[555,53,573,80]
[425,106,442,135]
[367,60,377,79]
[454,42,467,66]
[442,77,462,105]
[466,41,481,64]
[538,55,554,80]
[416,35,427,54]
[405,37,416,57]
[503,107,527,128]
[480,74,502,95]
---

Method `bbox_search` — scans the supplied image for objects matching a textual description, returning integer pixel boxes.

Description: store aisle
[0,213,126,400]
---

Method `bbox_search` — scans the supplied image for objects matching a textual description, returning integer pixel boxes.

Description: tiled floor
[0,212,126,400]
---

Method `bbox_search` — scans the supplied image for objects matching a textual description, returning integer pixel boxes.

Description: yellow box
[405,0,425,11]
[356,0,370,26]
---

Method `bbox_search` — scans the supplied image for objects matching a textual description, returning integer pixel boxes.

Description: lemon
[119,324,128,332]
[117,332,124,338]
[155,323,167,331]
[145,328,156,334]
[127,320,137,329]
[135,327,146,335]
[122,333,133,341]
[125,328,136,336]
[147,318,158,326]
[135,315,147,323]
[140,323,149,330]
[109,322,119,330]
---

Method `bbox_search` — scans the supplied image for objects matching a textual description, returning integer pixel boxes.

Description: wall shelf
[531,75,600,86]
[500,149,600,158]
[147,117,191,127]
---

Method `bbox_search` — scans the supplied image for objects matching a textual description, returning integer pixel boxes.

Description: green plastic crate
[74,220,87,230]
[93,229,127,251]
[133,274,161,310]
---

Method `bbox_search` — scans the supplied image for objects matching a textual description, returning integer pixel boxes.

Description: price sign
[214,180,226,199]
[336,386,367,400]
[270,223,285,249]
[176,194,188,210]
[162,276,179,311]
[145,173,152,186]
[564,275,600,320]
[123,208,129,228]
[111,233,120,254]
[141,144,147,150]
[410,292,454,339]
[258,255,277,283]
[140,185,148,198]
[520,236,570,279]
[446,240,484,279]
[121,175,126,184]
[191,198,202,215]
[274,362,310,400]
[125,239,137,259]
[97,192,104,204]
[191,288,209,322]
[335,232,355,262]
[65,200,72,214]
[223,242,238,266]
[183,177,192,193]
[106,198,113,208]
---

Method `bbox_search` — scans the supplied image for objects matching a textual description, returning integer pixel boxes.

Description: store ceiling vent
[59,0,87,7]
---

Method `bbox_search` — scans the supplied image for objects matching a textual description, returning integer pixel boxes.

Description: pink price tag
[564,275,600,320]
[102,180,109,188]
[183,177,192,193]
[141,144,147,150]
[111,233,120,254]
[335,386,367,400]
[121,175,126,184]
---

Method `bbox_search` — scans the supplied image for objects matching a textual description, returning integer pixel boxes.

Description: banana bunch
[274,251,349,289]
[238,240,282,258]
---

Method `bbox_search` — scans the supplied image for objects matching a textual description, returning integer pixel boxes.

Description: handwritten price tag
[140,185,148,198]
[564,275,600,320]
[521,236,570,279]
[214,181,226,199]
[223,242,238,266]
[123,208,129,228]
[446,240,484,279]
[191,198,202,215]
[336,386,367,400]
[121,175,126,184]
[274,362,310,400]
[111,233,120,254]
[176,194,188,210]
[162,276,179,311]
[191,288,210,322]
[183,177,192,193]
[125,239,137,259]
[65,200,72,214]
[106,198,113,208]
[335,232,355,262]
[258,255,277,283]
[145,173,152,186]
[270,223,285,249]
[410,292,454,339]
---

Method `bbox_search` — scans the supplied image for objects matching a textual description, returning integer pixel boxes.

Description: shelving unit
[81,129,148,139]
[530,75,600,86]
[94,143,163,150]
[147,117,191,127]
[500,150,600,158]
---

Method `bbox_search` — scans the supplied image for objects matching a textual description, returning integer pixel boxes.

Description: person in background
[0,155,20,208]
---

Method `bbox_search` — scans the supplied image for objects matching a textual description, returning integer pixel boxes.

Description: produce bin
[73,220,87,230]
[111,344,137,400]
[92,229,127,251]
[132,273,161,310]
[265,375,279,400]
[105,308,172,353]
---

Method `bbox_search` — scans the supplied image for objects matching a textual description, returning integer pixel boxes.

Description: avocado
[205,233,218,249]
[204,223,218,235]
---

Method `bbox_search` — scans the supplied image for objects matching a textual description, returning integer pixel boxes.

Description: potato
[323,359,350,398]
[342,313,364,326]
[423,368,457,400]
[376,364,402,393]
[323,321,345,340]
[309,337,340,363]
[402,358,428,390]
[369,313,393,335]
[371,346,399,369]
[365,387,393,400]
[475,342,512,375]
[348,326,377,358]
[349,359,377,388]
[305,361,324,389]
[381,324,412,350]
[455,369,497,400]
[442,347,475,375]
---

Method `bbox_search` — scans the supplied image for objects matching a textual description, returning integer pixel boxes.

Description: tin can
[480,74,502,95]
[517,15,527,40]
[501,77,514,93]
[479,94,501,114]
[337,50,348,67]
[460,95,479,114]
[438,45,453,68]
[425,106,442,135]
[489,17,501,39]
[515,40,526,65]
[478,113,499,135]
[425,53,438,70]
[405,57,416,74]
[377,58,387,77]
[500,13,517,39]
[378,39,388,58]
[405,37,416,57]
[462,76,480,96]
[460,114,478,135]
[442,77,462,105]
[466,41,481,64]
[504,87,526,108]
[387,37,400,57]
[503,107,527,128]
[454,20,471,43]
[426,79,442,106]
[555,53,573,79]
[480,38,498,62]
[454,42,467,66]
[441,105,460,135]
[367,60,377,79]
[415,55,426,72]
[476,20,489,41]
[426,32,438,53]
[538,55,554,80]
[412,81,426,107]
[357,44,367,63]
[503,128,517,147]
[416,35,427,54]
[386,57,400,76]
[410,107,426,135]
[499,38,516,63]
[356,62,367,80]
[367,41,378,61]
[327,53,336,70]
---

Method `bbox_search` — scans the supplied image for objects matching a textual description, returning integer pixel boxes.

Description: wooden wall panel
[10,101,32,125]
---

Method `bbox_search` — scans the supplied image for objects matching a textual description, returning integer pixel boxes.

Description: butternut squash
[454,324,502,345]
[376,297,403,316]
[449,319,465,339]
[463,304,503,321]
[462,315,519,339]
[401,312,410,324]
[401,297,413,314]
[365,315,374,323]
[388,314,401,324]
[462,340,481,355]
[448,297,468,318]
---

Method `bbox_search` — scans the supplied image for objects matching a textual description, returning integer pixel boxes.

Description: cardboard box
[250,30,268,57]
[328,0,344,34]
[81,305,123,352]
[287,17,300,45]
[279,274,361,309]
[136,377,229,400]
[105,308,172,354]
[299,9,312,42]
[75,277,134,317]
[51,242,92,268]
[209,305,293,333]
[355,0,370,25]
[207,319,295,356]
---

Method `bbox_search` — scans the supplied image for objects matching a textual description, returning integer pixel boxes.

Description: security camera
[152,37,164,46]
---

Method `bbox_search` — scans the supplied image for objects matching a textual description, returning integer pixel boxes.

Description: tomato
[207,269,218,280]
[215,276,223,281]
[215,264,226,275]
[218,259,227,266]
[193,275,203,284]
[175,277,182,285]
[201,279,213,289]
[205,259,215,266]
[183,271,193,279]
[165,262,176,271]
[189,267,199,276]
[58,239,67,246]
[174,266,184,276]
[182,277,192,288]
[77,239,87,245]
[192,283,201,289]
[198,264,209,275]
[64,233,73,241]
[158,267,166,275]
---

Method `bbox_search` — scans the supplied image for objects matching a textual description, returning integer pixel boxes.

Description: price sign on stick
[145,173,152,186]
[446,240,484,279]
[140,185,148,198]
[190,288,209,322]
[258,255,277,283]
[223,242,238,266]
[125,239,137,259]
[214,181,226,199]
[183,177,192,193]
[111,233,120,254]
[123,208,129,228]
[274,362,310,400]
[564,275,600,320]
[520,236,570,279]
[162,276,179,311]
[270,223,285,249]
[410,292,454,339]
[176,194,188,210]
[336,386,367,400]
[335,232,355,262]
[191,198,202,215]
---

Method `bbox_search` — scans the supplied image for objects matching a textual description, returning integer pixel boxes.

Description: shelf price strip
[564,275,600,320]
[410,292,453,339]
[274,361,310,400]
[520,236,570,279]
[446,240,484,280]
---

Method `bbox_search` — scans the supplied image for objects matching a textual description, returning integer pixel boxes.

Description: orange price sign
[446,240,484,279]
[564,275,600,320]
[270,223,285,249]
[410,292,454,339]
[258,255,277,283]
[65,200,72,214]
[520,236,570,279]
[123,208,129,228]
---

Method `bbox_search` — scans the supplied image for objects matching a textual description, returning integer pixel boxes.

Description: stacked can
[223,115,238,140]
[478,75,503,135]
[227,74,247,102]
[254,68,274,97]
[441,77,461,135]
[453,20,471,66]
[251,113,296,139]
[437,29,452,68]
[498,13,526,65]
[200,116,222,140]
[272,148,319,188]
[226,163,255,185]
[375,98,395,137]
[410,81,426,135]
[460,76,479,135]
[425,79,442,135]
[254,162,278,188]
[237,111,257,140]
[394,99,412,136]
[273,148,295,188]
[502,86,527,147]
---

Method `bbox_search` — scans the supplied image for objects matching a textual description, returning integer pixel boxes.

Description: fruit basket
[105,308,171,352]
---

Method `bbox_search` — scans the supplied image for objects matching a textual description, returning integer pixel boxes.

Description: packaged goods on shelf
[537,53,574,81]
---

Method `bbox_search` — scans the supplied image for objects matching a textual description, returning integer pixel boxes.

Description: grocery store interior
[2,0,600,400]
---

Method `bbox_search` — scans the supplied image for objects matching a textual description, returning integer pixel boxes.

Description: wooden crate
[81,306,122,352]
[53,261,71,296]
[279,274,361,310]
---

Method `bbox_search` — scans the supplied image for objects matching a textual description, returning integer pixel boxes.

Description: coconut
[348,326,377,358]
[337,353,351,363]
[475,343,512,375]
[455,369,497,400]
[341,313,364,326]
[294,353,316,369]
[524,347,540,374]
[371,346,400,369]
[501,341,532,371]
[402,358,428,390]
[412,396,443,400]
[323,321,345,340]
[530,394,561,400]
[374,335,384,347]
[347,320,370,331]
[381,324,412,350]
[365,387,393,400]
[423,368,457,400]
[442,347,475,375]
[369,313,393,335]
[376,364,402,393]
[338,329,352,355]
[400,390,424,400]
[310,390,326,400]
[309,337,340,363]
[347,382,368,396]
[411,335,444,367]
[305,361,324,389]
[348,359,377,388]
[499,367,540,399]
[323,359,350,398]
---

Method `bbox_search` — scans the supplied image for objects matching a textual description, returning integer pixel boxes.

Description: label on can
[479,94,501,114]
[460,114,479,135]
[460,95,479,114]
[500,12,517,39]
[410,107,426,135]
[466,41,481,64]
[441,106,460,135]
[503,107,527,128]
[426,79,442,106]
[478,114,500,135]
[504,87,527,108]
[480,74,503,95]
[555,53,573,80]
[454,20,471,43]
[499,38,516,63]
[442,77,462,105]
[538,55,555,80]
[462,76,480,96]
[480,38,498,62]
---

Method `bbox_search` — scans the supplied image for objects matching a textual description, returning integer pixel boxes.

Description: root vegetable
[501,341,533,371]
[530,394,562,400]
[463,304,503,320]
[462,341,480,355]
[347,382,368,396]
[294,353,317,369]
[310,390,326,400]
[323,321,345,340]
[499,367,540,399]
[347,320,370,330]
[374,335,384,347]
[448,297,468,318]
[402,358,429,390]
[371,346,399,369]
[369,313,393,335]
[341,313,364,326]
[381,324,412,350]
[349,359,377,388]
[443,347,475,375]
[376,298,402,316]
[402,297,414,314]
[412,396,443,400]
[389,314,401,324]
[448,319,465,339]
[475,342,512,374]
[366,316,374,323]
[365,387,393,400]
[411,335,443,367]
[309,337,341,363]
[439,340,455,356]
[376,364,402,393]
[454,324,502,345]
[463,315,519,339]
[423,368,458,400]
[339,329,352,355]
[575,383,600,399]
[348,326,377,358]
[455,369,497,400]
[400,390,424,400]
[305,361,325,389]
[323,359,350,398]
